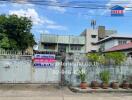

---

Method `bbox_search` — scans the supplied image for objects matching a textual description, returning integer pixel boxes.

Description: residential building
[81,26,117,52]
[37,26,117,53]
[98,26,117,40]
[38,34,85,53]
[106,42,132,57]
[81,29,99,52]
[95,35,132,52]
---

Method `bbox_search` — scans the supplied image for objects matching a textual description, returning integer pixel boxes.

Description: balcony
[40,34,85,45]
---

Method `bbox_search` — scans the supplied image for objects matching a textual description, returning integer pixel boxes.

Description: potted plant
[128,75,132,89]
[91,81,100,89]
[111,81,119,89]
[100,70,110,89]
[78,68,88,89]
[121,80,129,89]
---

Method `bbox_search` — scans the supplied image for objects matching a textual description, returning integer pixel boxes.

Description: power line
[1,0,132,12]
[0,0,132,9]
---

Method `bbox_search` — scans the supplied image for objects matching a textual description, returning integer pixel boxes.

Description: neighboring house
[81,26,116,52]
[37,26,117,53]
[81,29,98,52]
[106,42,132,57]
[38,34,85,53]
[95,35,132,52]
[98,26,117,40]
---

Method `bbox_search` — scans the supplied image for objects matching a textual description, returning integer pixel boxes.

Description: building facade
[38,34,85,53]
[95,35,132,52]
[81,29,99,52]
[37,26,131,54]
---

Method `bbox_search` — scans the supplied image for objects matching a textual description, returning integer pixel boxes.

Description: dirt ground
[0,84,131,100]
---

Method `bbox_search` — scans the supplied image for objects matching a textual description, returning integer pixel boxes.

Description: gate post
[60,52,66,86]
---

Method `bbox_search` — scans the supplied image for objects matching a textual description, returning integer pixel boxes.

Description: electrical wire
[1,0,132,10]
[1,0,132,17]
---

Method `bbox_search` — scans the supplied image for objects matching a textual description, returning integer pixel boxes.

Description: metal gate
[32,62,61,83]
[0,59,31,83]
[0,59,61,83]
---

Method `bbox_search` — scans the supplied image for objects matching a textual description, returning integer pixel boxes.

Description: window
[91,50,96,52]
[70,45,81,51]
[44,44,55,50]
[91,35,97,38]
[118,40,127,45]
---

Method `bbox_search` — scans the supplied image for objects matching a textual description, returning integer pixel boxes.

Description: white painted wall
[0,59,61,83]
[99,39,132,51]
[85,29,99,52]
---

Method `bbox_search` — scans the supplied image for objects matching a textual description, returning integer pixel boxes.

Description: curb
[69,87,132,93]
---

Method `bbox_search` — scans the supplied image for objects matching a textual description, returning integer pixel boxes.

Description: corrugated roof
[95,34,132,44]
[106,42,132,52]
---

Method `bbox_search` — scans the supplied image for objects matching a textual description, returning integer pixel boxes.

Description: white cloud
[9,8,67,30]
[47,0,66,13]
[13,0,66,13]
[48,6,66,13]
[46,25,67,30]
[0,4,6,7]
[13,0,28,3]
[9,8,43,25]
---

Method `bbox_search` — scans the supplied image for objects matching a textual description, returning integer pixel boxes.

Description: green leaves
[87,52,126,65]
[0,37,10,49]
[105,52,126,65]
[78,68,86,82]
[100,70,110,84]
[0,14,35,50]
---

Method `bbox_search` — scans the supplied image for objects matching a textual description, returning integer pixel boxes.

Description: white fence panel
[0,60,31,83]
[32,62,61,83]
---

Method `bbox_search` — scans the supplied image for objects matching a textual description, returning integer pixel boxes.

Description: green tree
[87,53,105,64]
[105,52,126,65]
[0,14,35,50]
[87,52,126,65]
[0,37,10,49]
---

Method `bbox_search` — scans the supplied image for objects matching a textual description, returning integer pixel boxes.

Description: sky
[0,0,132,41]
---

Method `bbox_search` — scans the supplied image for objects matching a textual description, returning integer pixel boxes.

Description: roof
[95,35,132,44]
[111,5,124,10]
[106,42,132,52]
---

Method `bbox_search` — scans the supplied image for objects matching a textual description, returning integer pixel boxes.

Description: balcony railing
[40,34,85,45]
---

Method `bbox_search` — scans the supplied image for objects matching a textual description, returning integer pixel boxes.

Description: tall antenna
[91,20,96,29]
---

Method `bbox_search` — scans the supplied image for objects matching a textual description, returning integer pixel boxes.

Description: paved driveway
[0,84,131,100]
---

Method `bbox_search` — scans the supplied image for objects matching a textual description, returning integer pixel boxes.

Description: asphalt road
[0,84,131,100]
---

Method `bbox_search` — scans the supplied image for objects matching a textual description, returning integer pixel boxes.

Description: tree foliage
[87,52,126,65]
[0,14,35,50]
[105,52,126,65]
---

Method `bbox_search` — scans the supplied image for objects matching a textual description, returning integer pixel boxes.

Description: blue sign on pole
[111,5,124,16]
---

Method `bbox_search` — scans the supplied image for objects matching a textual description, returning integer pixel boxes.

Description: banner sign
[33,54,56,68]
[111,5,124,16]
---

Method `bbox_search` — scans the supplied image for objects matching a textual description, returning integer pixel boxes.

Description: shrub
[100,70,110,84]
[78,68,86,82]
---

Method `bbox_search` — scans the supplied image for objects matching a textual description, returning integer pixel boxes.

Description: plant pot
[122,81,129,89]
[111,82,119,89]
[129,83,132,89]
[91,81,99,89]
[80,82,88,89]
[101,82,109,89]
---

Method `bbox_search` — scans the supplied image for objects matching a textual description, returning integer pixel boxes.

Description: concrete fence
[0,54,131,85]
[64,62,132,86]
[0,59,61,83]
